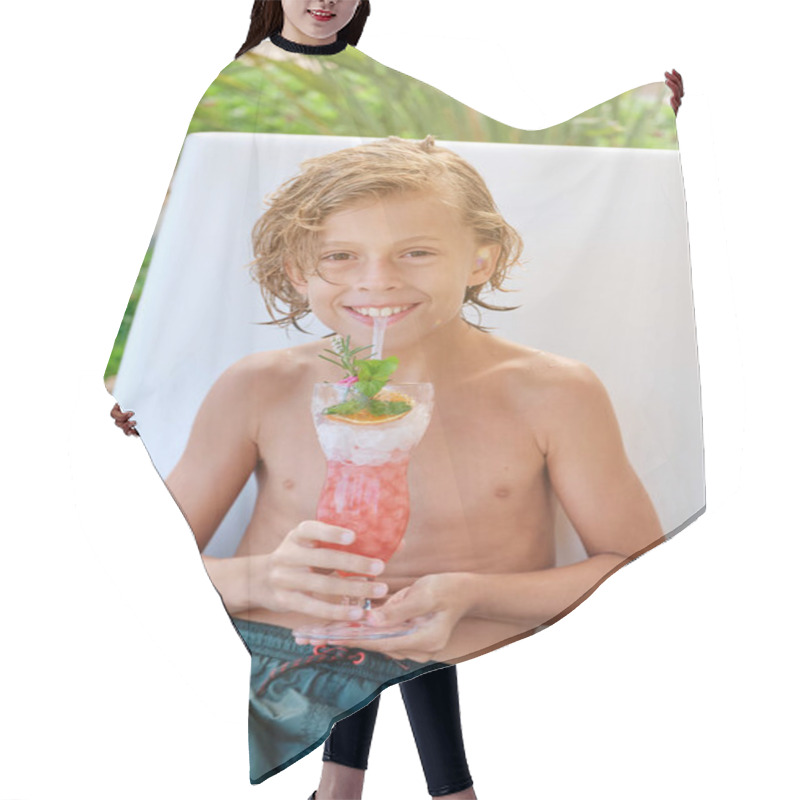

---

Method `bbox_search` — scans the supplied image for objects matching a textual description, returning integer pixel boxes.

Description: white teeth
[352,306,410,318]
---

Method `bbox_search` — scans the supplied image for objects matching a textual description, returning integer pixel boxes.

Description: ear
[467,244,501,287]
[285,258,308,296]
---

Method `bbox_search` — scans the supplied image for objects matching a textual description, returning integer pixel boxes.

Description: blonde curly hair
[250,136,523,329]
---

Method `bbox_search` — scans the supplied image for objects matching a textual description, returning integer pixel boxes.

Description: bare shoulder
[216,341,321,398]
[195,342,322,438]
[194,342,319,442]
[484,336,603,400]
[482,337,614,445]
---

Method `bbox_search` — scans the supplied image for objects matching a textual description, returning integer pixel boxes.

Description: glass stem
[341,576,371,613]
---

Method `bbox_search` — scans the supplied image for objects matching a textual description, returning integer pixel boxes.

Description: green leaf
[361,357,398,381]
[356,379,384,398]
[324,396,368,416]
[368,398,412,416]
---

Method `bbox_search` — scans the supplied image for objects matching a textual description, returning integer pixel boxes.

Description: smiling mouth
[347,304,417,320]
[308,9,336,21]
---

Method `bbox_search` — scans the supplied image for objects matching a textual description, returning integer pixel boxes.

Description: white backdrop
[2,1,798,799]
[113,132,703,563]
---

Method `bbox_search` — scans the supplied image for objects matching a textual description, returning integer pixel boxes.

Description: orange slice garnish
[327,391,414,425]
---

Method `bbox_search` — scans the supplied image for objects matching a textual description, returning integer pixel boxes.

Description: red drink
[292,382,432,642]
[317,456,410,573]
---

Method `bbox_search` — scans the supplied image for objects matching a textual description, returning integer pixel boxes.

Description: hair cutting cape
[107,37,703,783]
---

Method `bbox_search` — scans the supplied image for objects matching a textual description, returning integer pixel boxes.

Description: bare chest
[246,389,554,573]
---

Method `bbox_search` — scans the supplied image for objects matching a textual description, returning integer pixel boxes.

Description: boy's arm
[458,363,663,623]
[166,361,261,552]
[541,362,664,563]
[356,364,663,662]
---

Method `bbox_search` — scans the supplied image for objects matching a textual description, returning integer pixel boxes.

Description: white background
[1,1,797,798]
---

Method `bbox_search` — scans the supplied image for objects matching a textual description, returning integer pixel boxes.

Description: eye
[321,252,355,262]
[403,249,435,258]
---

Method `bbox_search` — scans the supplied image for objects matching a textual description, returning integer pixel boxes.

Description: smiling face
[280,0,361,45]
[289,191,500,354]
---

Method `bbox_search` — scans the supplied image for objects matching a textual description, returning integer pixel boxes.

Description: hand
[110,403,139,436]
[665,69,684,115]
[256,520,389,621]
[337,573,476,662]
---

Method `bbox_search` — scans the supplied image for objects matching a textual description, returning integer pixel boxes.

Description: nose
[355,255,401,292]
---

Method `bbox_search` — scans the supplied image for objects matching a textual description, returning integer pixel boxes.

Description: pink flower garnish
[336,375,359,387]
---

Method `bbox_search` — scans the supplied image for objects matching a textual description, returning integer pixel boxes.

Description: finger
[368,595,431,627]
[293,570,389,601]
[270,564,389,617]
[111,405,134,422]
[292,546,385,578]
[383,585,412,604]
[665,80,681,100]
[384,629,445,662]
[291,520,356,547]
[664,70,683,92]
[287,523,386,575]
[667,80,683,99]
[293,633,334,646]
[284,591,367,622]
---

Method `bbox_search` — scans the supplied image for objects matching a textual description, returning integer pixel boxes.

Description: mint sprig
[319,335,374,376]
[353,356,399,398]
[320,336,411,418]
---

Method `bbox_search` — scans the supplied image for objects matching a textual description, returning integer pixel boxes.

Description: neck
[271,29,348,55]
[384,318,487,385]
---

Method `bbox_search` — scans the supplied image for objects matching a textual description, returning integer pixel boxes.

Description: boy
[165,135,663,779]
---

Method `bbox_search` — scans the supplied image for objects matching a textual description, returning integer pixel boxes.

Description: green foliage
[320,335,374,373]
[320,338,407,418]
[354,357,399,398]
[104,245,152,381]
[366,398,413,416]
[324,396,412,418]
[188,49,677,148]
[324,396,368,416]
[320,337,401,402]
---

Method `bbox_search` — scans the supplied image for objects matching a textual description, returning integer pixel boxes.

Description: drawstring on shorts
[256,644,366,697]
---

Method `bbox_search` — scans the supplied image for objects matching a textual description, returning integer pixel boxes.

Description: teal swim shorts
[231,617,444,784]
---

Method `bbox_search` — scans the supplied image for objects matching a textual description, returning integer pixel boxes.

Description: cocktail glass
[293,381,434,642]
